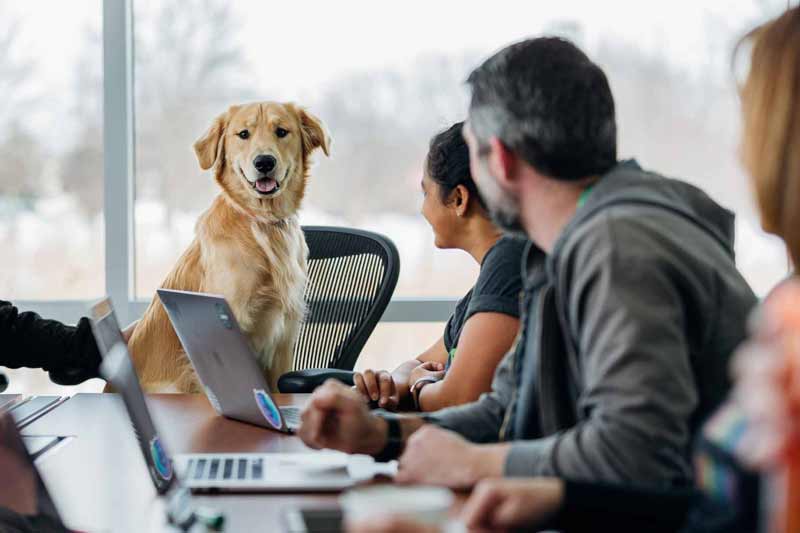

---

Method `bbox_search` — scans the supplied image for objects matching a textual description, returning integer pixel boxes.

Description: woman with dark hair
[354,122,526,412]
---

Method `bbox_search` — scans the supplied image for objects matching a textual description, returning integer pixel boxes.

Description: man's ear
[488,137,518,191]
[193,106,238,170]
[297,107,331,157]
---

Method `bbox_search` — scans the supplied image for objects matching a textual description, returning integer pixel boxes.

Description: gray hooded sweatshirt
[425,160,757,488]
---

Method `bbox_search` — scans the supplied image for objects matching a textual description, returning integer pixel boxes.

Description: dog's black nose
[253,154,276,173]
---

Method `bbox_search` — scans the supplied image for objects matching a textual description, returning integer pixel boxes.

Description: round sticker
[254,389,283,429]
[149,436,173,481]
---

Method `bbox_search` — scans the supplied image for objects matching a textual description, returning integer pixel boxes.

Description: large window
[131,0,790,300]
[0,2,104,300]
[1,0,794,394]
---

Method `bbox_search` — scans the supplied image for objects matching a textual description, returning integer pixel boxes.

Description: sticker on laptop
[149,436,173,481]
[254,388,283,429]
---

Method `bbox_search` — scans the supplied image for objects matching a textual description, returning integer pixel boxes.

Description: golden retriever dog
[122,102,330,393]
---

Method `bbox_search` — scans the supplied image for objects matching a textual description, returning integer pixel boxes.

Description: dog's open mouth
[253,177,280,196]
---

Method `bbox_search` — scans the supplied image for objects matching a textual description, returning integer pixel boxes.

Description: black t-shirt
[443,236,527,368]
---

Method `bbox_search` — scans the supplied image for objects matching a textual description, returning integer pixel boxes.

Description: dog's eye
[237,130,250,140]
[275,127,289,138]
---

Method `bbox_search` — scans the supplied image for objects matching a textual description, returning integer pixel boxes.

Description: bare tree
[134,0,255,216]
[60,0,253,219]
[0,8,37,136]
[61,27,103,217]
[0,122,43,202]
[0,6,42,207]
[306,52,477,219]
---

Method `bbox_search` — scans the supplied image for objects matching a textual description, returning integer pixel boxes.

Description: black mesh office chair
[277,226,400,393]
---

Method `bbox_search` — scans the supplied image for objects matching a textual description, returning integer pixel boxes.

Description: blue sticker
[254,388,283,429]
[149,436,173,481]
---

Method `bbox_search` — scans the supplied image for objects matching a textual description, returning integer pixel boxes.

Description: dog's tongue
[255,178,277,193]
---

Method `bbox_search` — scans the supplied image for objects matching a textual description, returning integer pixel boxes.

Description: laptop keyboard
[279,406,302,427]
[187,456,265,482]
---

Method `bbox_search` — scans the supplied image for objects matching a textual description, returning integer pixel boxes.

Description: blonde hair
[739,7,800,267]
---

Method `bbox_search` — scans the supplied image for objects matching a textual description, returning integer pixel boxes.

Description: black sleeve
[464,237,525,322]
[546,480,696,533]
[0,301,102,385]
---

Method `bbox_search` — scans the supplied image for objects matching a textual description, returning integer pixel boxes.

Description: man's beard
[474,162,527,238]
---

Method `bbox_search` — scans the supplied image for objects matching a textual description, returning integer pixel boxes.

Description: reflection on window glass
[133,0,790,301]
[0,2,103,299]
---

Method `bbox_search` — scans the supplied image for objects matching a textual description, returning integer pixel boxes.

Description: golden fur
[121,102,330,392]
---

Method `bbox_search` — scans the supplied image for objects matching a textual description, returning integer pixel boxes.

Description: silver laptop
[156,288,301,433]
[90,299,357,493]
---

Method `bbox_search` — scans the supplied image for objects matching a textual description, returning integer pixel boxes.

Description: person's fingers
[429,370,446,380]
[384,395,399,411]
[312,380,356,411]
[346,516,440,533]
[299,404,325,449]
[378,372,394,407]
[362,369,380,401]
[492,496,527,529]
[388,377,398,408]
[353,372,369,399]
[462,481,503,529]
[395,429,429,484]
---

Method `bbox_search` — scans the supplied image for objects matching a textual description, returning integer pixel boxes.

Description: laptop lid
[0,412,68,532]
[100,344,177,495]
[89,298,126,356]
[156,289,289,432]
[88,299,176,495]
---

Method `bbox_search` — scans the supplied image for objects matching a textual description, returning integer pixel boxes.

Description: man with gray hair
[297,37,756,490]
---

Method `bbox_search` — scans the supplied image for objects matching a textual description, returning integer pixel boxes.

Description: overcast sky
[1,0,788,148]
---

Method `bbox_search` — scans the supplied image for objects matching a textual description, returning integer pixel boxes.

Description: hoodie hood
[552,159,736,260]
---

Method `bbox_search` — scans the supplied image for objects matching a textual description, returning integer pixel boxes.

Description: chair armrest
[277,369,356,394]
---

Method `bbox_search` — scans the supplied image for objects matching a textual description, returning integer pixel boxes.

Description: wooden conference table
[16,393,408,533]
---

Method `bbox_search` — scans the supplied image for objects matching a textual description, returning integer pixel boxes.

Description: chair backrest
[292,226,400,371]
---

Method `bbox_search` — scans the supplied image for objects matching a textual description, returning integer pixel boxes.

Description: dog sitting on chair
[122,102,330,393]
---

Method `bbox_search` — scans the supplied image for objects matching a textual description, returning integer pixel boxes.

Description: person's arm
[421,337,518,443]
[298,380,428,454]
[417,313,518,411]
[462,477,695,533]
[504,223,699,485]
[353,336,447,410]
[300,357,518,488]
[392,336,447,405]
[0,301,102,385]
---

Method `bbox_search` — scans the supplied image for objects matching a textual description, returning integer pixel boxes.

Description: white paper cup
[339,485,454,526]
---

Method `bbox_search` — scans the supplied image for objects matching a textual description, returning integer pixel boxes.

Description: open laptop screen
[99,343,176,495]
[88,298,176,495]
[89,298,126,357]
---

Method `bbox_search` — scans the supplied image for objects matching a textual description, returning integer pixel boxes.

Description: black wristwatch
[373,415,403,463]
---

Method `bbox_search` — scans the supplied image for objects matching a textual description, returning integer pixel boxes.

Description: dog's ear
[297,107,331,157]
[194,106,239,170]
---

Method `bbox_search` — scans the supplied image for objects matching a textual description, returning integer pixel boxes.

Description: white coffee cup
[339,485,454,526]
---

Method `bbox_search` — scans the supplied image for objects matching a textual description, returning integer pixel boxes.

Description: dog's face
[194,102,330,220]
